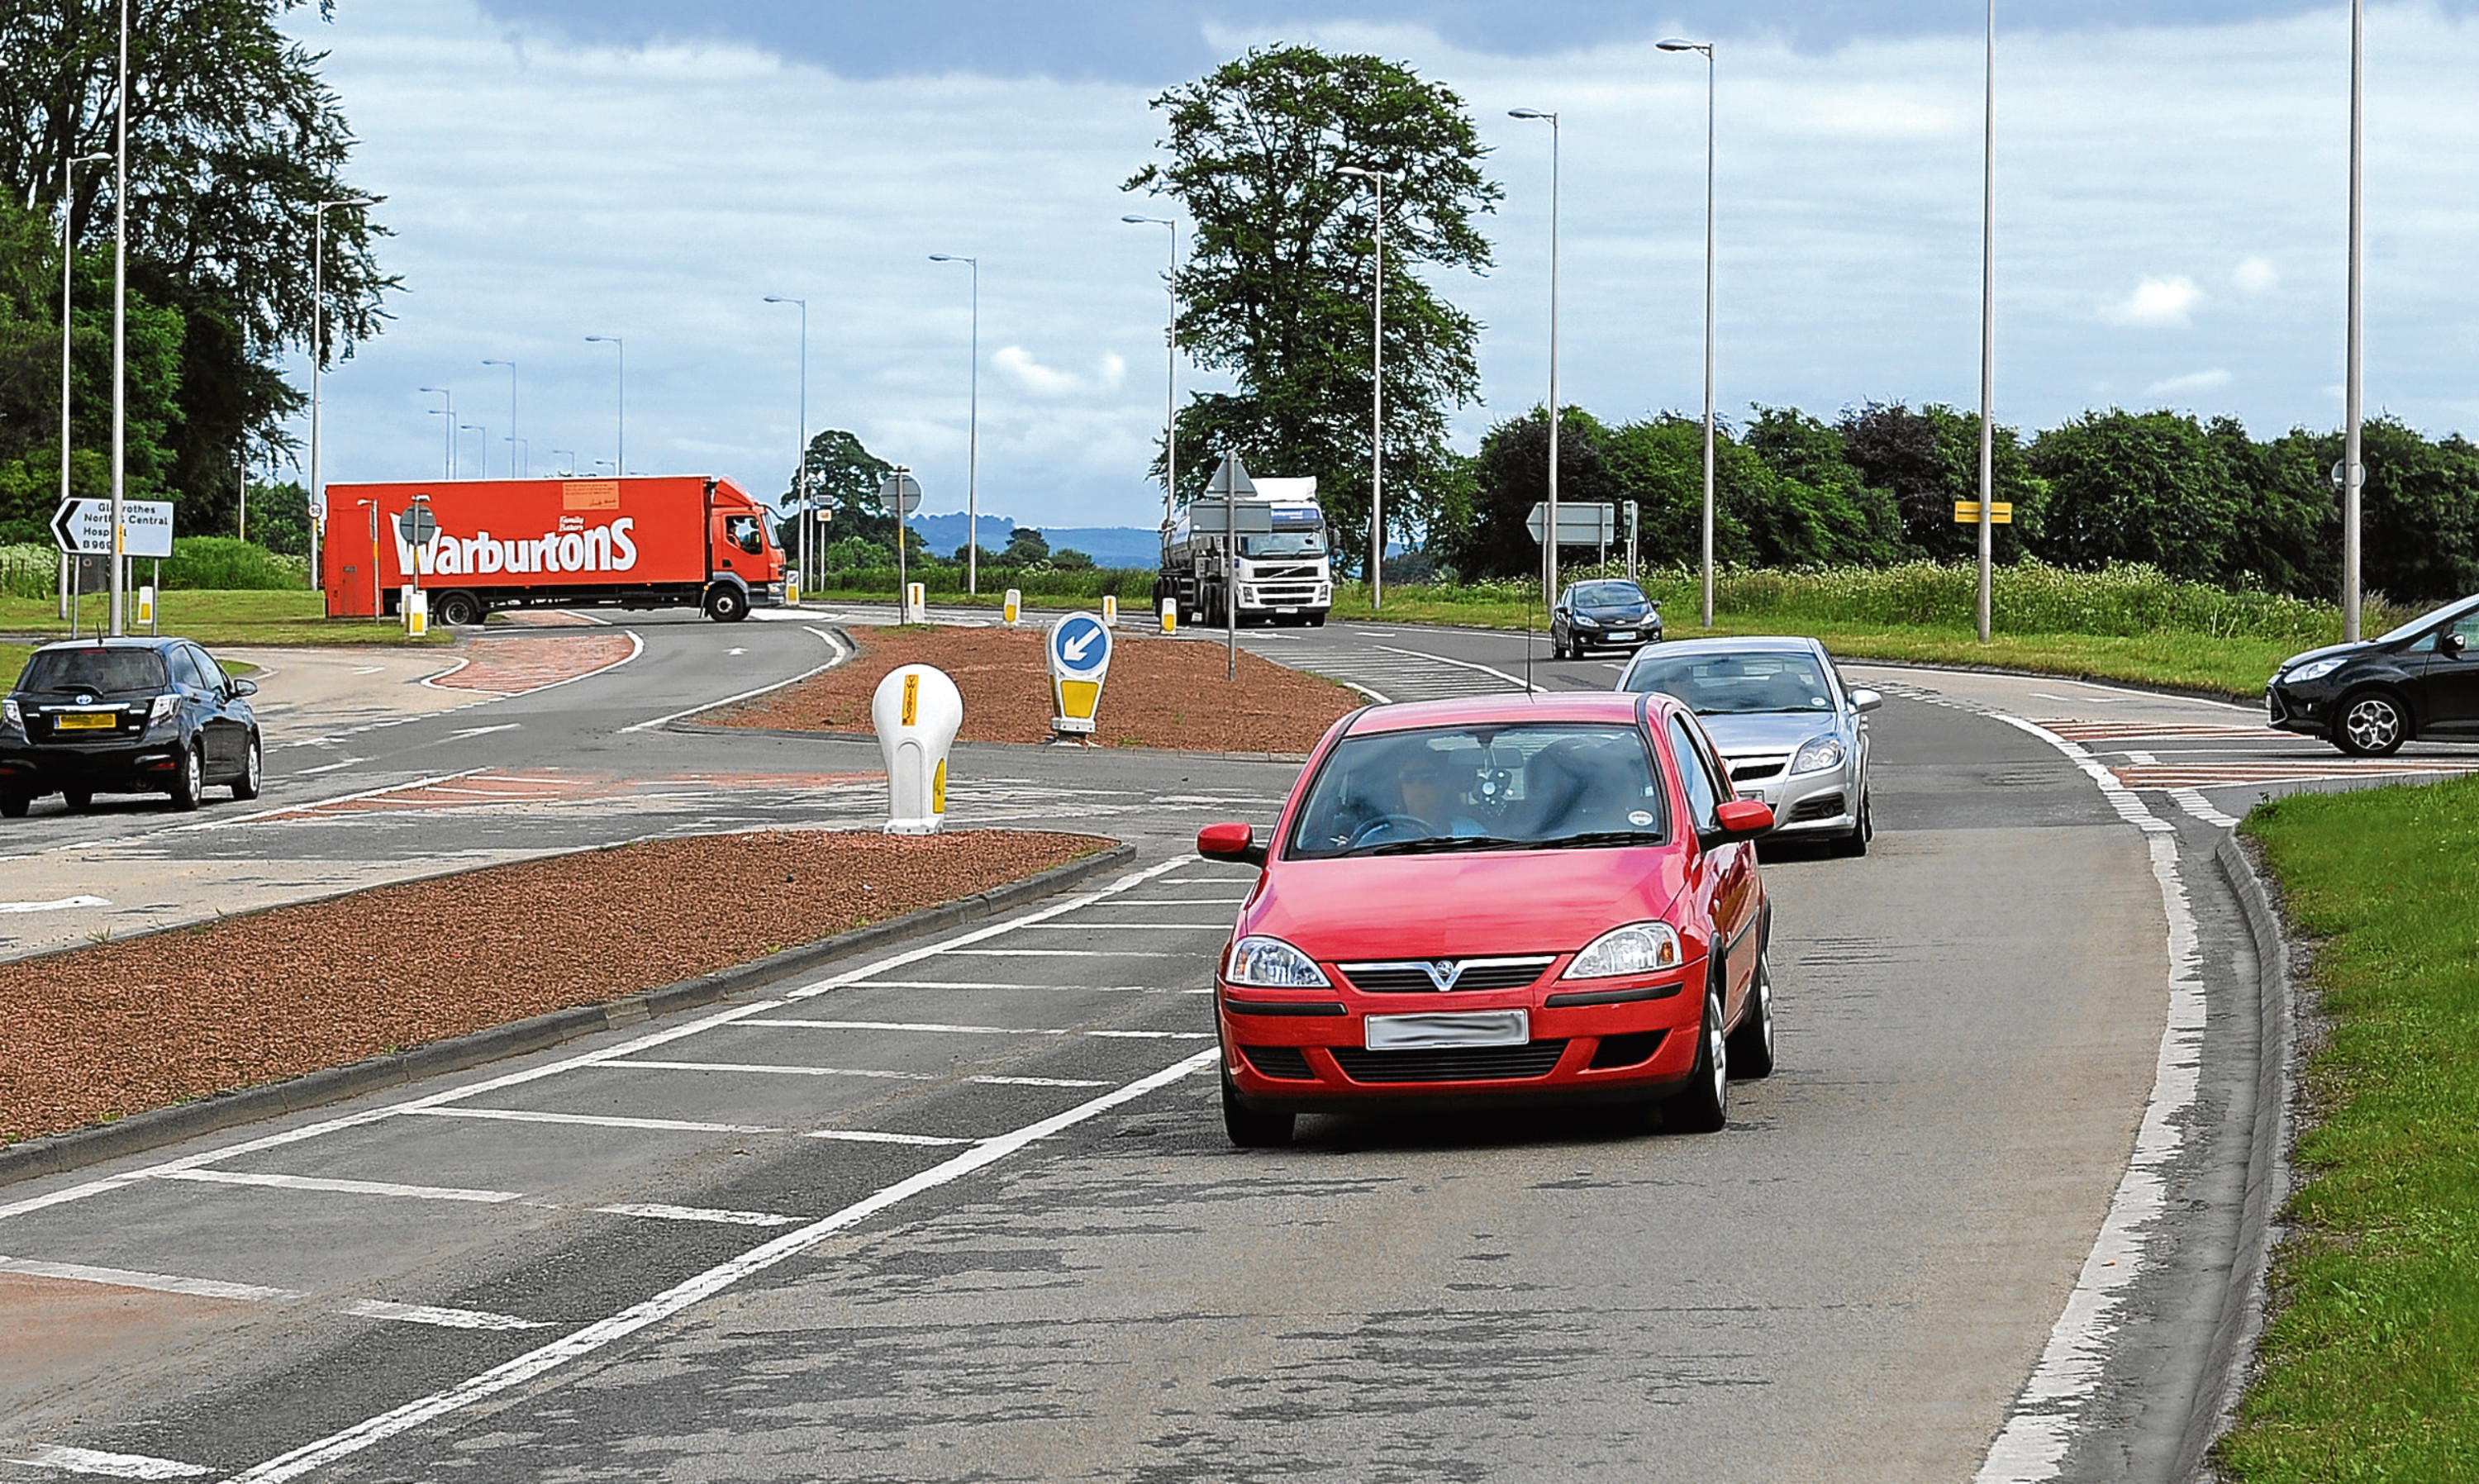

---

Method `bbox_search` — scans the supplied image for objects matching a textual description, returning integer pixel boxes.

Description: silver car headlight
[1791,735,1847,774]
[1225,935,1331,989]
[2285,656,2347,683]
[1563,921,1683,980]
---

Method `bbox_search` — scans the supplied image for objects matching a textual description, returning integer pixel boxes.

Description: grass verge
[0,589,450,649]
[2217,776,2479,1480]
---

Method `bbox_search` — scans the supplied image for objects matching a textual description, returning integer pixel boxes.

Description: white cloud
[993,346,1129,397]
[2232,256,2279,295]
[2146,368,2232,397]
[2102,276,2205,329]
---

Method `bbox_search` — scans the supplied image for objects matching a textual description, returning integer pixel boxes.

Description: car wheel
[1726,949,1777,1080]
[167,743,203,811]
[0,794,27,819]
[1831,787,1872,857]
[231,733,262,801]
[1221,1068,1296,1149]
[2334,689,2408,757]
[1659,981,1730,1134]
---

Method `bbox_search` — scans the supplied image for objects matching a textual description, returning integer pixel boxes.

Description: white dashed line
[2167,788,2243,829]
[595,1203,803,1228]
[409,1108,782,1135]
[152,1169,526,1205]
[601,1060,934,1081]
[3,1442,212,1478]
[802,1130,977,1147]
[0,1256,296,1302]
[345,1299,550,1331]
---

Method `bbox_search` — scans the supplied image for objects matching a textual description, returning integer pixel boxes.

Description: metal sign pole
[895,464,909,621]
[1225,454,1237,681]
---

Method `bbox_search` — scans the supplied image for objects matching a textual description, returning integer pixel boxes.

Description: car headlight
[2284,656,2347,684]
[150,693,178,725]
[1225,935,1331,989]
[1563,921,1684,980]
[1576,614,1601,626]
[1791,735,1847,774]
[2,697,19,729]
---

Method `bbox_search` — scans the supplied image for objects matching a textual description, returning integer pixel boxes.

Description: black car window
[1573,582,1646,607]
[1667,715,1725,829]
[1286,722,1668,859]
[189,646,230,692]
[166,646,203,689]
[1627,650,1835,715]
[18,648,169,695]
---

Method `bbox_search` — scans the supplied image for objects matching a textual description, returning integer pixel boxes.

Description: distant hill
[906,512,1159,569]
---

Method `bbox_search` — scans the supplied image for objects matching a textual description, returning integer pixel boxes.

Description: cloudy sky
[286,1,2479,533]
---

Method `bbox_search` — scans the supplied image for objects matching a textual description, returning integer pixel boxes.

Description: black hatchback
[1,638,263,816]
[2264,593,2479,756]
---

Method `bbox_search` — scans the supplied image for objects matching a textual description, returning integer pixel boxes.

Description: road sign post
[1525,502,1615,549]
[1203,453,1259,680]
[871,664,963,834]
[877,468,924,624]
[1046,611,1114,739]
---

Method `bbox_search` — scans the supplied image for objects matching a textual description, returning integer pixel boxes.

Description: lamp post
[483,359,517,478]
[509,436,526,478]
[1975,1,1996,644]
[928,255,982,595]
[108,0,129,633]
[554,449,576,476]
[1510,108,1561,621]
[420,387,453,478]
[1122,216,1180,523]
[59,150,111,620]
[460,425,485,479]
[763,297,808,601]
[1336,166,1392,609]
[307,196,376,617]
[2342,0,2365,640]
[585,335,623,475]
[1658,40,1718,629]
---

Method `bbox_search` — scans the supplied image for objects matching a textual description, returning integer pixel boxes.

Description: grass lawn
[2219,776,2479,1480]
[0,590,448,651]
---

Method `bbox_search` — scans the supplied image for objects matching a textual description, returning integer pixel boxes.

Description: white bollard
[1003,587,1021,625]
[871,664,963,834]
[1159,597,1177,635]
[905,581,927,624]
[136,585,155,627]
[786,574,802,606]
[404,588,429,637]
[1102,594,1117,627]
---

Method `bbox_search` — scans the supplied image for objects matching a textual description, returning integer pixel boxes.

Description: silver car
[1615,636,1881,855]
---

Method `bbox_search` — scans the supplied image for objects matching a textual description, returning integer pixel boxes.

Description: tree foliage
[1127,44,1497,575]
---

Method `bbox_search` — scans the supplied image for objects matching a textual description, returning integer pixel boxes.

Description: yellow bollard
[1159,597,1177,635]
[1003,588,1021,625]
[1102,594,1117,627]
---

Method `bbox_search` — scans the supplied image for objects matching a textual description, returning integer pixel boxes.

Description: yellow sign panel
[1057,678,1101,721]
[902,672,920,727]
[931,758,947,814]
[1953,501,2014,524]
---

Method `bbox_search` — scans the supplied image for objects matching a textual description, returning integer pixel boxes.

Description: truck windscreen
[1240,531,1325,558]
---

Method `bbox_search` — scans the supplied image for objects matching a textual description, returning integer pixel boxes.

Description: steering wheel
[1346,813,1432,848]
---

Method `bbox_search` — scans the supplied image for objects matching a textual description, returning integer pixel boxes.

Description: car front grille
[1330,1040,1569,1083]
[1337,957,1554,994]
[1730,758,1787,782]
[1587,1031,1667,1069]
[1787,792,1847,823]
[1240,1045,1316,1080]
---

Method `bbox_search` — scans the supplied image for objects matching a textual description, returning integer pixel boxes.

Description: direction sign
[53,498,174,559]
[877,472,924,516]
[396,502,438,546]
[1525,502,1615,546]
[1186,502,1274,535]
[1203,452,1257,500]
[1047,611,1114,735]
[1953,501,2015,525]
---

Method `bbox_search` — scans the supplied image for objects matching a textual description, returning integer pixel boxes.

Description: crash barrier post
[1003,588,1021,625]
[1047,611,1113,739]
[1159,598,1177,635]
[1102,594,1118,627]
[871,664,963,834]
[136,585,155,629]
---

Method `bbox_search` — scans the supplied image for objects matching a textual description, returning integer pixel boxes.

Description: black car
[1550,579,1663,659]
[2265,593,2479,756]
[2,637,263,816]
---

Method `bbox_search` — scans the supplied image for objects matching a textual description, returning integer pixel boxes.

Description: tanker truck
[1154,476,1333,627]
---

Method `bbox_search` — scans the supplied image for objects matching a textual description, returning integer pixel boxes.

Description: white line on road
[408,1108,783,1135]
[223,1049,1221,1484]
[620,626,849,733]
[0,895,108,914]
[840,979,1211,994]
[2167,787,2243,829]
[445,723,522,740]
[0,1256,296,1302]
[2,1442,212,1479]
[1370,644,1544,693]
[152,1169,526,1204]
[802,1130,977,1147]
[595,1203,802,1228]
[289,759,359,777]
[970,1076,1110,1087]
[602,1060,934,1081]
[345,1299,550,1331]
[938,948,1189,958]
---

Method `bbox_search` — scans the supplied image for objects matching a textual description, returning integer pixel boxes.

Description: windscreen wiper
[1359,835,1535,856]
[1531,830,1663,849]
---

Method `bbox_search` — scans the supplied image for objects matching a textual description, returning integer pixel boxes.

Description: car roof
[1625,635,1823,659]
[30,636,183,654]
[1343,691,1665,737]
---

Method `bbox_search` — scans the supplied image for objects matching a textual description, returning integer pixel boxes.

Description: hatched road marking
[345,1299,550,1331]
[2,1443,213,1479]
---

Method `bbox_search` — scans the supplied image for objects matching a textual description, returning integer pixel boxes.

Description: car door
[1668,711,1758,1022]
[185,645,240,772]
[2418,611,2479,734]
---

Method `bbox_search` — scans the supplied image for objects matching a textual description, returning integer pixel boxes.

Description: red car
[1198,691,1777,1147]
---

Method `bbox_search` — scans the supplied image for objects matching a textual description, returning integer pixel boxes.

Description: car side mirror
[1197,821,1268,868]
[2446,632,2470,659]
[1701,798,1775,849]
[228,678,258,698]
[1850,687,1882,712]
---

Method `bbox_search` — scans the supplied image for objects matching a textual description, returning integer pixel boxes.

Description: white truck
[1154,476,1334,627]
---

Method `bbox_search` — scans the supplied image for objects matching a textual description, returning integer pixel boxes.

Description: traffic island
[708,625,1358,754]
[0,828,1116,1162]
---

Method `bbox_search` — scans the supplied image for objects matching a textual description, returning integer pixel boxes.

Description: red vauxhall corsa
[1196,691,1777,1147]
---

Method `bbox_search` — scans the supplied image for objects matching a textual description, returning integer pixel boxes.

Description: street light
[2343,0,2366,640]
[109,0,130,633]
[58,150,110,619]
[1509,108,1561,621]
[308,194,377,616]
[419,387,453,478]
[1336,165,1392,609]
[509,436,527,478]
[763,297,808,600]
[929,255,982,595]
[1123,215,1180,524]
[554,449,577,476]
[483,359,517,478]
[1658,39,1719,630]
[584,335,623,476]
[460,425,485,479]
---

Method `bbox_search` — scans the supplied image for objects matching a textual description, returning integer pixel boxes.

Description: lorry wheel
[0,794,27,819]
[1308,612,1327,627]
[706,586,750,623]
[433,590,483,626]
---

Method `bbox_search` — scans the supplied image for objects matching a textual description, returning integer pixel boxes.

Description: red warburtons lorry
[320,476,785,625]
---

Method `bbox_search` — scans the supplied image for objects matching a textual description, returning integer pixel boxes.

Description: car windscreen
[2375,592,2479,646]
[17,648,169,696]
[1572,582,1647,607]
[1286,722,1668,859]
[1239,531,1326,558]
[1622,650,1837,715]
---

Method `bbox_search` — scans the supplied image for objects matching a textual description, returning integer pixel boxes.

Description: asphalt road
[8,604,2470,1482]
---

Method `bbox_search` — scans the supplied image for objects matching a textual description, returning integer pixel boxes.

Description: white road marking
[840,979,1208,994]
[0,1256,296,1302]
[0,895,109,914]
[151,1169,525,1205]
[351,666,385,675]
[745,1018,1209,1040]
[970,1076,1110,1087]
[1371,644,1545,693]
[602,1060,933,1080]
[1008,922,1235,930]
[445,723,521,740]
[2124,750,2158,765]
[224,1049,1221,1484]
[345,1299,550,1331]
[290,759,359,776]
[595,1203,802,1228]
[1110,897,1251,905]
[2,1443,212,1478]
[620,627,849,733]
[802,1130,976,1147]
[938,948,1188,958]
[2167,788,2243,829]
[726,647,747,656]
[409,1108,782,1135]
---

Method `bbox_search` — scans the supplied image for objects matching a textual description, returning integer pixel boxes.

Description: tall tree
[2028,409,2245,582]
[1126,45,1498,575]
[1445,407,1621,582]
[0,0,393,533]
[1836,401,2043,560]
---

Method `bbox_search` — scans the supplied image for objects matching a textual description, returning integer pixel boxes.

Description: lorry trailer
[320,476,786,625]
[1155,475,1334,626]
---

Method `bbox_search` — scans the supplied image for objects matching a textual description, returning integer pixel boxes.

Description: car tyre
[0,793,27,819]
[1220,1068,1296,1149]
[2334,689,2408,757]
[1726,949,1777,1080]
[167,743,204,811]
[61,787,92,813]
[1659,982,1730,1134]
[232,733,262,801]
[1830,787,1872,857]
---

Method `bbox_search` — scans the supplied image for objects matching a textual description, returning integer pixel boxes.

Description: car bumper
[1726,759,1862,836]
[1568,622,1660,649]
[2264,679,2340,738]
[0,737,188,794]
[1216,963,1705,1109]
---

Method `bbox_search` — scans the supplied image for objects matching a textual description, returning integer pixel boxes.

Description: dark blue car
[2,637,262,817]
[1550,579,1663,659]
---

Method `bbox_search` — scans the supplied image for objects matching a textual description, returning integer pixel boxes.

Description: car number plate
[1609,630,1634,641]
[1364,1009,1530,1051]
[55,712,117,730]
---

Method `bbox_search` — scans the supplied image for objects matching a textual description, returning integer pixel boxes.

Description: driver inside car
[1394,751,1490,840]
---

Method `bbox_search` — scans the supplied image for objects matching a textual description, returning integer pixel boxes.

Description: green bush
[157,537,309,591]
[814,565,1155,600]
